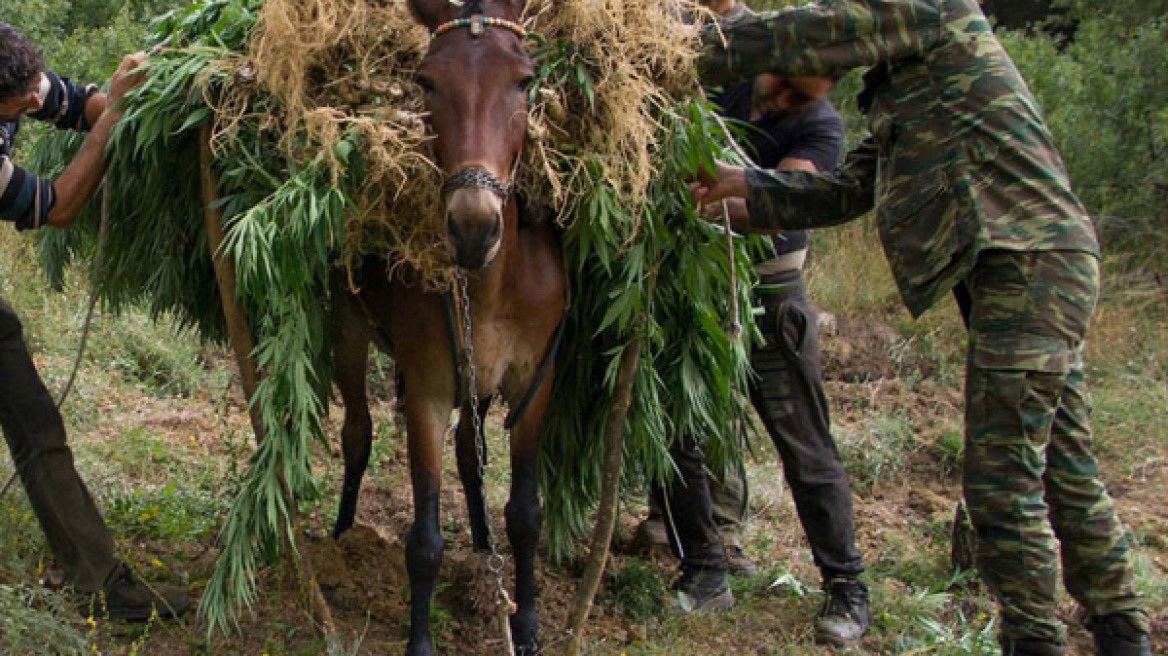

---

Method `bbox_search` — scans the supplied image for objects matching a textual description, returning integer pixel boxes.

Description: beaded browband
[431,14,528,40]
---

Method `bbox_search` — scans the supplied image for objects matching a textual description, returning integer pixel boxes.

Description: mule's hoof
[510,610,539,655]
[405,636,434,656]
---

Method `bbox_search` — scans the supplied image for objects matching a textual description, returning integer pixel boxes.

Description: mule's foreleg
[505,376,553,655]
[454,396,494,552]
[405,401,450,656]
[332,301,374,539]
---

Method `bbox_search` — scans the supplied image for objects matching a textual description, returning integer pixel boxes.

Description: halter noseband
[441,165,514,199]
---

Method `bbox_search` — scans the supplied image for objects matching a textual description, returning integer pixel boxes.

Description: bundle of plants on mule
[30,0,765,633]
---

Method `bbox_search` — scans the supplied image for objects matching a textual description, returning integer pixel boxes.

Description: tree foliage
[4,0,188,83]
[746,0,1167,270]
[1000,5,1167,267]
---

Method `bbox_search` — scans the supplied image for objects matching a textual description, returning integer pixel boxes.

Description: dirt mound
[309,524,408,622]
[818,312,901,382]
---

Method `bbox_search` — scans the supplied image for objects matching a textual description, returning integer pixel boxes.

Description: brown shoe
[632,516,669,549]
[723,545,758,576]
[86,564,190,622]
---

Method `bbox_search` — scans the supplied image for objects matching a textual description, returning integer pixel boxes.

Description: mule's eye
[416,75,435,95]
[517,75,534,93]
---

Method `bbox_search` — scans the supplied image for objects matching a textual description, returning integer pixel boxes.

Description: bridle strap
[441,165,514,199]
[432,14,528,40]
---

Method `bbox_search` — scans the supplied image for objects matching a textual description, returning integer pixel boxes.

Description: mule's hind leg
[332,296,374,539]
[506,376,554,654]
[454,396,494,551]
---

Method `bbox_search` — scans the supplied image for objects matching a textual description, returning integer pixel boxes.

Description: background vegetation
[0,0,1163,653]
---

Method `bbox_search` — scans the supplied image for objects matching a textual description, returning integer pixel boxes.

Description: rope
[697,91,753,339]
[56,180,110,408]
[721,199,740,339]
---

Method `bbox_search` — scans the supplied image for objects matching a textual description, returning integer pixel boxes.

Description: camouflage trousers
[962,250,1147,645]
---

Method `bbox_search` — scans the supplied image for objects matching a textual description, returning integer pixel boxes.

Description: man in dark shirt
[1,21,189,620]
[649,5,870,645]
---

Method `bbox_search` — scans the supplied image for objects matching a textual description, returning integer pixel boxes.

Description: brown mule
[330,1,564,655]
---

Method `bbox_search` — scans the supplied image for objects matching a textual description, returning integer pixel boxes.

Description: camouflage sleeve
[746,136,877,231]
[699,0,944,86]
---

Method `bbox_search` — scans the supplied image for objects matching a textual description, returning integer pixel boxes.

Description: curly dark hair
[0,22,45,101]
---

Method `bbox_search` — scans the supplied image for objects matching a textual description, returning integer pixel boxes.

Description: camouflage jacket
[699,0,1099,317]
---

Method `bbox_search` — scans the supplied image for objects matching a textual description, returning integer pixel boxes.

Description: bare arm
[775,156,818,173]
[82,92,108,129]
[45,54,145,228]
[695,157,821,232]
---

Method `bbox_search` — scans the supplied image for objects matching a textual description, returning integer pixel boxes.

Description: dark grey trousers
[652,269,864,579]
[0,296,118,593]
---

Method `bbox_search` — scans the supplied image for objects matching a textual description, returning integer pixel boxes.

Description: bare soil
[75,314,1166,656]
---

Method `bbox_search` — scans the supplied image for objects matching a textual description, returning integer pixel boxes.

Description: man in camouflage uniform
[689,1,1151,655]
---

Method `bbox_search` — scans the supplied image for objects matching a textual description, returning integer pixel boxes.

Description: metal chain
[455,272,516,655]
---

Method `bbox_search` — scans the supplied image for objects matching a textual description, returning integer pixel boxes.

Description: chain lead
[455,272,515,656]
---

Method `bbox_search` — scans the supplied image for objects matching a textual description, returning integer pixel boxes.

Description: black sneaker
[723,545,758,576]
[88,563,191,622]
[998,636,1066,656]
[667,567,734,613]
[814,578,870,645]
[1088,614,1152,656]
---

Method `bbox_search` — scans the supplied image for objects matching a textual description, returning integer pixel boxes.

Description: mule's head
[409,0,532,271]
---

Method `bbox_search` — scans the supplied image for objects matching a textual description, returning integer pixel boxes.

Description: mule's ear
[407,0,449,30]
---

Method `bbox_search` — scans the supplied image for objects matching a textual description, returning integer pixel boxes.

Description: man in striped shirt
[1,21,189,621]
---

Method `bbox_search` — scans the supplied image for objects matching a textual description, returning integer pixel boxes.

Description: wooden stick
[199,124,336,638]
[199,125,263,437]
[564,336,643,655]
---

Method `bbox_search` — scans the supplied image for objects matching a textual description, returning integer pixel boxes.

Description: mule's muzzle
[446,187,504,271]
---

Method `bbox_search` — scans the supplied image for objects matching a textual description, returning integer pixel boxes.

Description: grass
[0,583,88,655]
[606,558,667,623]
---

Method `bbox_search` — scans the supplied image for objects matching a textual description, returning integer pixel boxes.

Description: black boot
[1089,614,1152,656]
[814,578,870,645]
[667,566,734,613]
[85,563,191,622]
[998,636,1065,656]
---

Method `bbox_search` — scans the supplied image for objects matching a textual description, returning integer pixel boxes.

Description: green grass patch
[836,413,914,492]
[606,557,667,622]
[103,480,226,542]
[0,584,88,655]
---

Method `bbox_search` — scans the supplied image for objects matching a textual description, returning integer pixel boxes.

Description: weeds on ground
[835,413,914,492]
[0,583,88,655]
[607,558,667,622]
